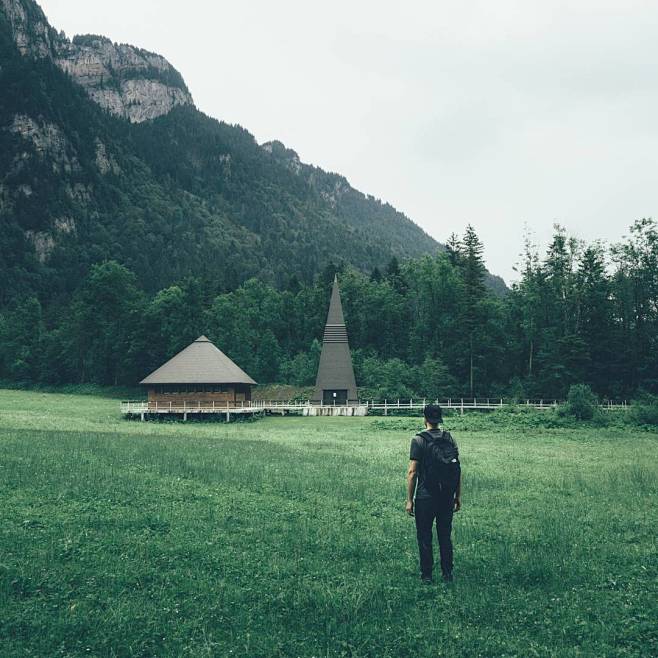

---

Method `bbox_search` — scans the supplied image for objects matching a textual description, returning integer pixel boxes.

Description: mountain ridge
[0,0,507,303]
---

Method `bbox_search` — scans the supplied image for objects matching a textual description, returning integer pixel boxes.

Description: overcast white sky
[39,0,658,283]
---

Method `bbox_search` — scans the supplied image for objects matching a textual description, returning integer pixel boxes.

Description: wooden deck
[121,398,629,420]
[121,400,269,421]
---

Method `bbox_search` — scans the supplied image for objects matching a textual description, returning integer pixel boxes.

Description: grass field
[0,390,656,657]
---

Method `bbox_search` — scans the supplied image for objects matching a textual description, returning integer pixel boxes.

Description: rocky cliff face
[56,35,194,123]
[1,0,194,122]
[0,0,58,57]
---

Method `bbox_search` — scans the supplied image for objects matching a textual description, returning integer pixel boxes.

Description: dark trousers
[414,494,455,578]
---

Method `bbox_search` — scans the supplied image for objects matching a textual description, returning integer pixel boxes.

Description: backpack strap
[416,431,430,448]
[417,430,445,456]
[418,429,443,443]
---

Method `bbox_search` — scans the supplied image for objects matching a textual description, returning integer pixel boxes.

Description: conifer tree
[370,267,383,283]
[446,233,462,267]
[460,225,487,396]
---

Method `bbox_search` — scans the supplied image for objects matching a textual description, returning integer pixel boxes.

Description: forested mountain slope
[0,0,463,306]
[1,0,655,399]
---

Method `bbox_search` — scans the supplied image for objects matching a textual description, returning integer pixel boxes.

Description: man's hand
[454,497,461,512]
[406,460,418,516]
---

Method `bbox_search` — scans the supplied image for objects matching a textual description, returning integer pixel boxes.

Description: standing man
[406,404,461,584]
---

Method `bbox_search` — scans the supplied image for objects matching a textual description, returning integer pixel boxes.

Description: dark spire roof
[326,275,346,325]
[140,336,257,385]
[313,277,358,403]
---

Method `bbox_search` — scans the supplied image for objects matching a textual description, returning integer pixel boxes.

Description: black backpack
[417,430,461,495]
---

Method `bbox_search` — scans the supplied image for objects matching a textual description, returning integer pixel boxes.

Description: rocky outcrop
[0,0,60,57]
[1,0,194,122]
[263,140,352,208]
[56,35,194,123]
[94,139,120,175]
[24,229,55,263]
[315,177,351,210]
[25,218,74,262]
[10,114,79,174]
[5,113,81,262]
[262,141,303,174]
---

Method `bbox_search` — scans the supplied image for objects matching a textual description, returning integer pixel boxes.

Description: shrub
[629,393,658,426]
[506,377,527,404]
[563,384,598,420]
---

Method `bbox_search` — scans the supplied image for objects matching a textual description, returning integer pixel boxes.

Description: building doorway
[323,389,348,405]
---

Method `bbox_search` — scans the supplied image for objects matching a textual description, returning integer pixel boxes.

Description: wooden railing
[121,400,274,414]
[121,398,629,415]
[362,398,628,413]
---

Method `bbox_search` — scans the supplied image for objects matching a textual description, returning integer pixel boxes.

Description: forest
[1,220,656,401]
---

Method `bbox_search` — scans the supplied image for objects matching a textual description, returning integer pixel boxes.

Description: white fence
[121,398,629,415]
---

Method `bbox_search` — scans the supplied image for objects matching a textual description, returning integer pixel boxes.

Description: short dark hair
[423,404,443,425]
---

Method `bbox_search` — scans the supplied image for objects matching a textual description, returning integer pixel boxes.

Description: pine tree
[577,244,611,391]
[385,256,407,293]
[370,267,383,283]
[460,225,487,396]
[446,233,462,268]
[518,231,541,379]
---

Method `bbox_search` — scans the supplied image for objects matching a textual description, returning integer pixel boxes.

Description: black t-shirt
[410,428,459,500]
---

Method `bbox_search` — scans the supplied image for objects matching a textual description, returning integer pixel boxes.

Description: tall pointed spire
[326,275,346,325]
[313,276,358,405]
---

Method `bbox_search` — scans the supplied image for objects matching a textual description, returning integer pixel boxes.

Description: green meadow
[0,390,656,657]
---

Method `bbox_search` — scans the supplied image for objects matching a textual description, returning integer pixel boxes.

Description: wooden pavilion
[140,335,256,408]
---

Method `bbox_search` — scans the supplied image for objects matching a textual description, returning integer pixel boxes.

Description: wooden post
[460,398,464,415]
[384,399,388,416]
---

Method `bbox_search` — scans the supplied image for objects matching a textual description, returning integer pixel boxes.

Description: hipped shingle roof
[140,336,257,385]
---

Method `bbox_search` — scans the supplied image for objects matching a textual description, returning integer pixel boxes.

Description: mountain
[1,0,193,120]
[0,0,504,306]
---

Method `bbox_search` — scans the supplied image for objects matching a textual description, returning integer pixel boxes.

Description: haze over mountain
[0,0,507,304]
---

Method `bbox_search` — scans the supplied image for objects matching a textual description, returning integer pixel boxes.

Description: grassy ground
[0,390,656,657]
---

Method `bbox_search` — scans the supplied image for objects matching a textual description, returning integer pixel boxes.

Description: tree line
[1,221,656,400]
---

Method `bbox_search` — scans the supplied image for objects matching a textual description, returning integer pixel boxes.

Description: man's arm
[454,471,462,512]
[406,460,418,516]
[448,432,461,512]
